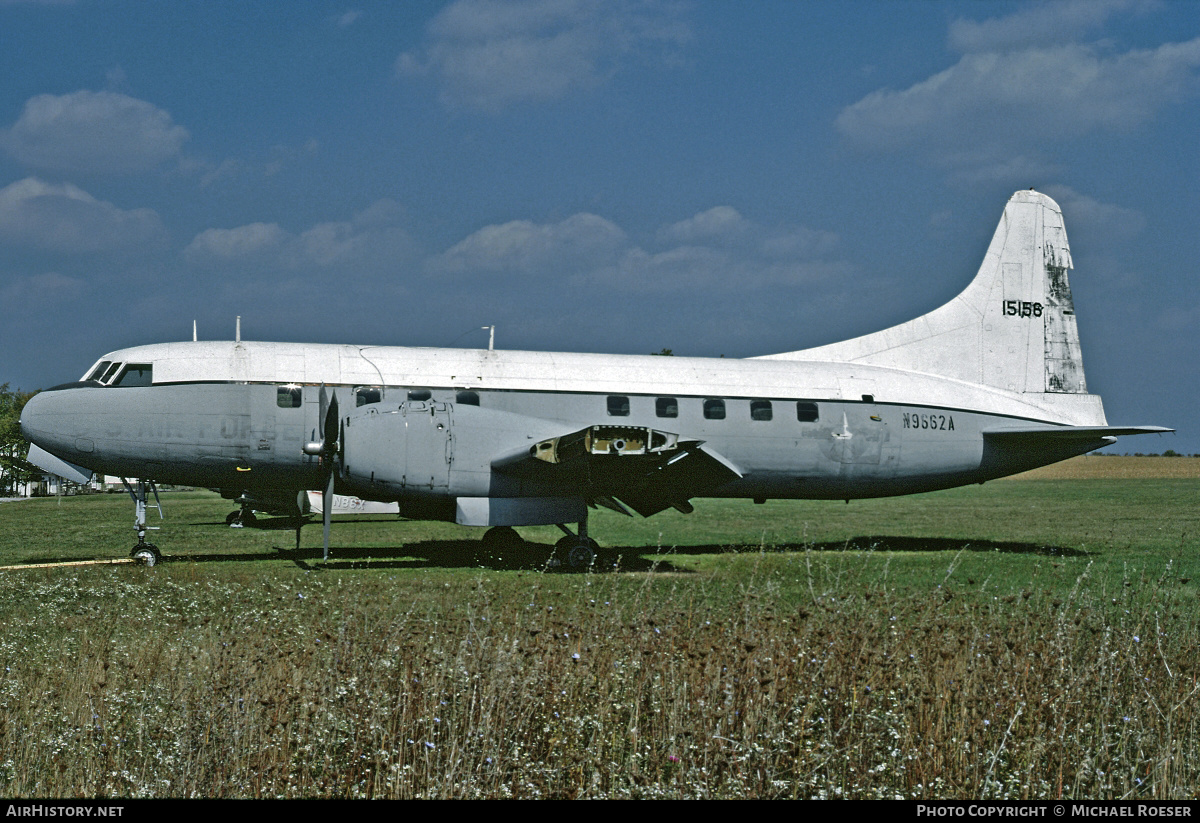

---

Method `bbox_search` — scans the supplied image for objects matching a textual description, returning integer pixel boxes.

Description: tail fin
[761,190,1088,396]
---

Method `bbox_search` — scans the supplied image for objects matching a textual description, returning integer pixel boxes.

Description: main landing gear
[225,499,257,528]
[479,511,599,570]
[123,478,163,566]
[555,509,598,569]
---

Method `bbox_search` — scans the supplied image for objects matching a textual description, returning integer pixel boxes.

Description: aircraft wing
[492,424,742,517]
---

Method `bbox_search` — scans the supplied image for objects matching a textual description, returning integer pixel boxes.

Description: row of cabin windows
[276,385,820,423]
[276,385,480,409]
[610,395,819,422]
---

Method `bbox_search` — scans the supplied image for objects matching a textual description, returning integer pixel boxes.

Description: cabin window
[655,397,678,418]
[703,398,725,420]
[407,388,432,402]
[750,399,773,421]
[85,361,111,382]
[456,390,480,406]
[277,385,302,408]
[355,386,383,407]
[796,401,819,422]
[607,395,630,417]
[113,364,153,387]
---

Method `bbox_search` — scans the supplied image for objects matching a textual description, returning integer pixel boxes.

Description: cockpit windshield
[84,361,112,382]
[80,361,153,386]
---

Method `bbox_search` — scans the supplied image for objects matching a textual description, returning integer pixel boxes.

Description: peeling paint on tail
[1043,264,1086,393]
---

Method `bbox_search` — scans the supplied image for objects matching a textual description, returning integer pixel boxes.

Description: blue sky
[1,0,1196,452]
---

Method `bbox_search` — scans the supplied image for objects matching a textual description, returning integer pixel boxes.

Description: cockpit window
[85,361,112,382]
[113,364,153,387]
[101,362,122,384]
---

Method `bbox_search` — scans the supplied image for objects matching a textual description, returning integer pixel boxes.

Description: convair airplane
[20,190,1170,566]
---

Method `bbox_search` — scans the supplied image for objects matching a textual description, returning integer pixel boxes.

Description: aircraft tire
[556,536,597,570]
[131,545,161,566]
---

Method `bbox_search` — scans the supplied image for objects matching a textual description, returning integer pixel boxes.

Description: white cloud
[184,223,287,261]
[397,0,691,111]
[429,207,846,293]
[0,177,167,253]
[657,206,750,246]
[837,38,1200,158]
[1,90,189,174]
[947,0,1148,54]
[433,212,626,272]
[0,272,87,308]
[184,200,416,272]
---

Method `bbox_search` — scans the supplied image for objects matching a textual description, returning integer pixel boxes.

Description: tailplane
[760,190,1088,396]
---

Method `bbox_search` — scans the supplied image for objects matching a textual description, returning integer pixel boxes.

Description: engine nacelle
[340,401,452,498]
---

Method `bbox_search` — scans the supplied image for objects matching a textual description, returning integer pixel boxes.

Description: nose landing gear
[122,478,163,566]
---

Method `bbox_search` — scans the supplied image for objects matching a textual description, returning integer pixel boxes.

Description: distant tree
[1162,449,1181,457]
[0,384,39,495]
[651,348,674,356]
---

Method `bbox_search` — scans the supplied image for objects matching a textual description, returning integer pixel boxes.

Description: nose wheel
[131,543,161,566]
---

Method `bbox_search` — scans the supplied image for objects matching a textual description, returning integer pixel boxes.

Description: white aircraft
[20,190,1170,566]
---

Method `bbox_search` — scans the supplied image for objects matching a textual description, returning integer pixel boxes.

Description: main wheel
[131,544,161,566]
[555,536,598,569]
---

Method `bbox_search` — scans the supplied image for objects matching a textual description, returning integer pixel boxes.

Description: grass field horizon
[1,456,1197,798]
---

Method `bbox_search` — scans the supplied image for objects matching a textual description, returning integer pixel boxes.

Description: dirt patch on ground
[1008,455,1200,480]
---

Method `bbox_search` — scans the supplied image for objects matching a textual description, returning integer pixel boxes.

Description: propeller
[303,384,341,560]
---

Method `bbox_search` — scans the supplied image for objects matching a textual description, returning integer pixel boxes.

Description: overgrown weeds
[0,546,1196,798]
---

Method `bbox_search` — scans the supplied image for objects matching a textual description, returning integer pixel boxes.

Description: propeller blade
[324,390,339,453]
[318,384,328,438]
[323,469,334,561]
[338,420,346,477]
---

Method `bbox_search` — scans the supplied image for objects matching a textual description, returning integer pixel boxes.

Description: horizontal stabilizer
[978,424,1173,478]
[984,425,1173,441]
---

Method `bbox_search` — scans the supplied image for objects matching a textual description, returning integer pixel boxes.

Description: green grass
[0,482,1197,798]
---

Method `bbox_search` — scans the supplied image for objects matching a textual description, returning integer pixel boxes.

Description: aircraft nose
[19,384,91,452]
[19,389,52,443]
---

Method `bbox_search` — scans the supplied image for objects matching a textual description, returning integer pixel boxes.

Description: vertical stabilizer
[759,190,1089,396]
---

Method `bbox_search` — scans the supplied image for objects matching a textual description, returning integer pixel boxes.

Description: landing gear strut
[555,509,598,569]
[123,478,163,566]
